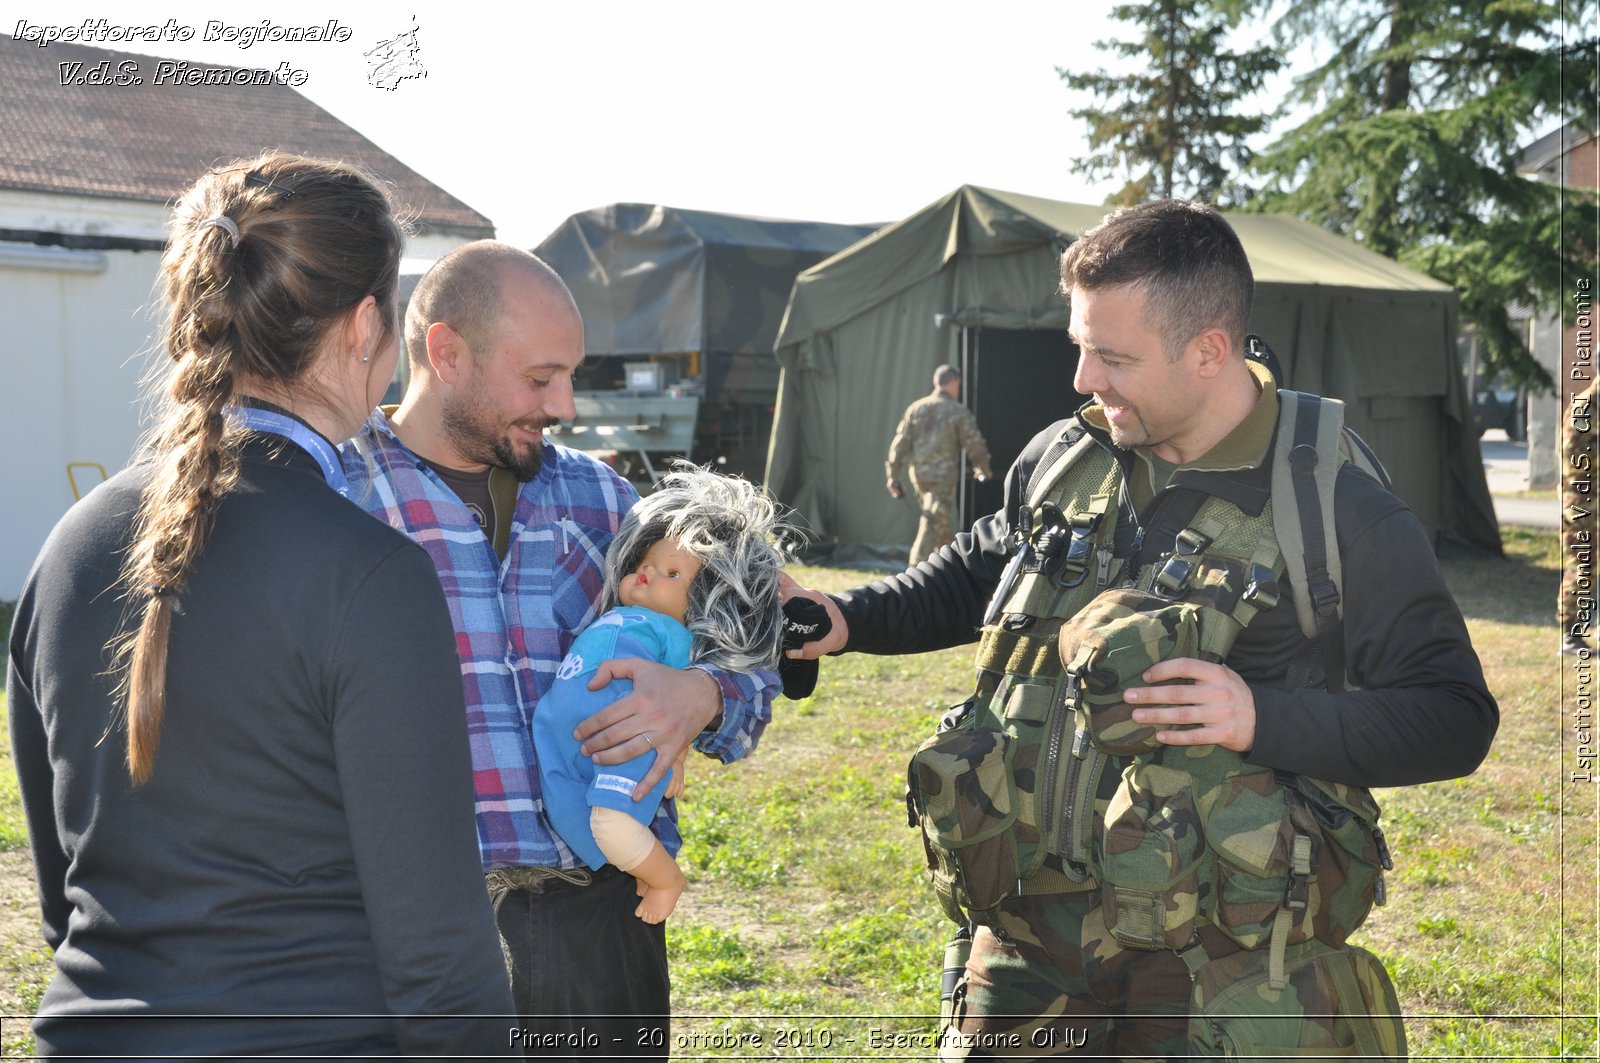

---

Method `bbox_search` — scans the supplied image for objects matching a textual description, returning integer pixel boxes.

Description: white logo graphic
[594,774,637,796]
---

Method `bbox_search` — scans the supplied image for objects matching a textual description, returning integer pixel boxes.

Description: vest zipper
[1040,677,1071,861]
[1058,724,1107,872]
[1048,544,1117,873]
[1094,546,1115,589]
[1121,477,1146,561]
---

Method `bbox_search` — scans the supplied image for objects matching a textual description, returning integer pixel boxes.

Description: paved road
[1494,495,1561,530]
[1480,432,1559,530]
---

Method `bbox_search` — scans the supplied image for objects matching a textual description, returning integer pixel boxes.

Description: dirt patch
[0,847,42,973]
[0,846,47,1054]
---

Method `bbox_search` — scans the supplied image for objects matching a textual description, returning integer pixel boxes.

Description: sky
[12,1,1138,249]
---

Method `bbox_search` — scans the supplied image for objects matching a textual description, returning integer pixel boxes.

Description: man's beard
[442,396,548,482]
[486,434,544,482]
[1098,402,1152,451]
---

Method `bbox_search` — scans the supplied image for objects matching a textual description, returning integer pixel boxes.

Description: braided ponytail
[110,153,403,784]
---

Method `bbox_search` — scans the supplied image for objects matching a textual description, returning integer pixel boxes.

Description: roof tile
[0,35,493,236]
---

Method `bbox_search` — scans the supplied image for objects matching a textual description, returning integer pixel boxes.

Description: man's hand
[575,660,722,799]
[1124,658,1256,752]
[886,477,904,499]
[778,573,848,660]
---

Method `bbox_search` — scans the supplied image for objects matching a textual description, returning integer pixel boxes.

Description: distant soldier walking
[886,365,993,564]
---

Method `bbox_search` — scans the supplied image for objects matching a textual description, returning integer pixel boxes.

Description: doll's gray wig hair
[603,467,793,673]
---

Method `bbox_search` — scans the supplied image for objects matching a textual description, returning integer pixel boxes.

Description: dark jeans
[490,864,669,1061]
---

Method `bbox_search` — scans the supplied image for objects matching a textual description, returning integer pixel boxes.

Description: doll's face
[619,537,701,624]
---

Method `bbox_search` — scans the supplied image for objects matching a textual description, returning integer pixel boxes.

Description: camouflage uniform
[1562,380,1597,651]
[852,367,1494,1060]
[948,891,1197,1059]
[887,392,994,563]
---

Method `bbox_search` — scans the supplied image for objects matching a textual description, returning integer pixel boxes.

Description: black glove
[777,597,834,700]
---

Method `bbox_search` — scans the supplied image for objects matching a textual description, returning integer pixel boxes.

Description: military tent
[765,185,1499,560]
[534,204,878,478]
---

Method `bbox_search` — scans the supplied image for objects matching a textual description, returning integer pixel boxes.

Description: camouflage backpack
[1186,937,1406,1058]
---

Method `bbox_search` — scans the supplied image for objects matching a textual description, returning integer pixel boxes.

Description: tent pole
[960,325,976,530]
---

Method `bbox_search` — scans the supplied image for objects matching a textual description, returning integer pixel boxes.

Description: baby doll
[532,468,788,922]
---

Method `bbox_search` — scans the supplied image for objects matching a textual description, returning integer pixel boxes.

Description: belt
[1020,858,1099,896]
[485,864,611,895]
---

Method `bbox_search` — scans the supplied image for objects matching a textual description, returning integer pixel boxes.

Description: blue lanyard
[228,405,351,498]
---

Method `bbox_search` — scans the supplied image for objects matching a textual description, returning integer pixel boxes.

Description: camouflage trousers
[940,889,1220,1062]
[909,478,957,565]
[940,893,1402,1061]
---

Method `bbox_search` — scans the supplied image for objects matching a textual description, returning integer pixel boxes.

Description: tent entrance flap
[964,326,1087,521]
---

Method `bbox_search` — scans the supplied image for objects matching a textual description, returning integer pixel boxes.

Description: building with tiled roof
[0,35,492,247]
[0,35,494,597]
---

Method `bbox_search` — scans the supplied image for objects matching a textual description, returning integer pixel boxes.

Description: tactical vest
[907,390,1394,990]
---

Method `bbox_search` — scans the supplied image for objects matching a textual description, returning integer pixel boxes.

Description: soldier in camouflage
[790,201,1496,1060]
[1562,379,1596,655]
[887,366,994,565]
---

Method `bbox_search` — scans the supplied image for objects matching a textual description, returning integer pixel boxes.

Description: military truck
[532,203,879,485]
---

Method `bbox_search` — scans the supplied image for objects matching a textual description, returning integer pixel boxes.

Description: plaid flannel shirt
[343,409,775,870]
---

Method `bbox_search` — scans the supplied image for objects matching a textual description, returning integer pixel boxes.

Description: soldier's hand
[886,477,904,499]
[1124,657,1256,752]
[971,469,989,483]
[778,573,848,659]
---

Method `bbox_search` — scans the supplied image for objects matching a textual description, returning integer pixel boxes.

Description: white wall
[0,188,171,244]
[1,244,162,599]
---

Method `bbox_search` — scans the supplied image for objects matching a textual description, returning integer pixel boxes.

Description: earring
[361,353,371,364]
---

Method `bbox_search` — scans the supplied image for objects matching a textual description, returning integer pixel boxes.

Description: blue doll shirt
[531,606,693,870]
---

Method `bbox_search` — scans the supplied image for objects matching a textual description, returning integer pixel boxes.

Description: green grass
[0,684,49,1060]
[1340,528,1598,1056]
[668,924,771,990]
[0,598,11,691]
[0,531,1594,1058]
[0,692,24,855]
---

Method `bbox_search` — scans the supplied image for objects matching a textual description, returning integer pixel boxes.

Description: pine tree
[1059,0,1283,205]
[1248,0,1599,385]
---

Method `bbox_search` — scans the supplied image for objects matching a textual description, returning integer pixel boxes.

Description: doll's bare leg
[627,841,686,923]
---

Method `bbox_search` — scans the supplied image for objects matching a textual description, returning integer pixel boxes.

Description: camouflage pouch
[1292,777,1389,946]
[907,721,1025,921]
[1058,588,1230,755]
[1196,765,1387,951]
[1187,939,1407,1060]
[1099,759,1207,951]
[1197,763,1321,951]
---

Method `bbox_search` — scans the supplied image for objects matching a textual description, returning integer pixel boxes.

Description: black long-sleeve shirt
[7,435,516,1056]
[834,416,1498,789]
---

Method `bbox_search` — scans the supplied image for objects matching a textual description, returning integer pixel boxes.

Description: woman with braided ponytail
[7,154,515,1056]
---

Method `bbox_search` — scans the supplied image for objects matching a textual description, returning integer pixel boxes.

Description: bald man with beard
[342,242,778,1058]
